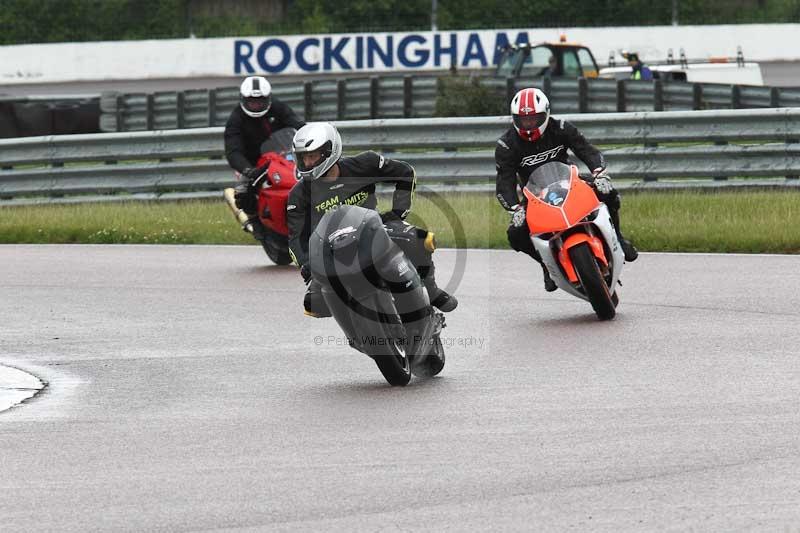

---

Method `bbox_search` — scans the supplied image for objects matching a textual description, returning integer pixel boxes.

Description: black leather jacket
[287,151,416,267]
[495,118,605,211]
[224,99,305,173]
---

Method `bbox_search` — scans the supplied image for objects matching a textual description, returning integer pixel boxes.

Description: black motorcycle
[308,205,446,386]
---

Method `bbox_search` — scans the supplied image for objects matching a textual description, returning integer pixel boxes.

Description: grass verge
[1,190,799,253]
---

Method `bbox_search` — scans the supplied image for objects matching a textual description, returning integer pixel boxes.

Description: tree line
[1,0,797,45]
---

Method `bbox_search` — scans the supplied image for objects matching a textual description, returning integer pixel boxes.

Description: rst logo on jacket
[520,145,564,166]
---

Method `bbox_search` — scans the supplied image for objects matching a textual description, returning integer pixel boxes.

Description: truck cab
[495,40,600,79]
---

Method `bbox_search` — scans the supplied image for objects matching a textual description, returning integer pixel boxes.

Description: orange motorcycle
[523,161,625,320]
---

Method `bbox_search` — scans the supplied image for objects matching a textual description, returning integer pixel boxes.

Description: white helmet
[239,76,272,118]
[292,122,342,181]
[510,87,550,141]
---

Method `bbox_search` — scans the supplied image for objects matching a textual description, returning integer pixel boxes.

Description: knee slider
[507,224,528,252]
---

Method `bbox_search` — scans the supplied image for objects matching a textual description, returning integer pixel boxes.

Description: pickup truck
[495,39,600,79]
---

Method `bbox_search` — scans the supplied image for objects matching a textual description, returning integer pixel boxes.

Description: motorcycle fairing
[558,232,608,283]
[523,165,600,234]
[532,202,624,301]
[256,152,297,235]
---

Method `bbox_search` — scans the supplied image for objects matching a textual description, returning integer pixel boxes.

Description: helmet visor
[295,141,332,172]
[242,95,271,114]
[513,112,547,132]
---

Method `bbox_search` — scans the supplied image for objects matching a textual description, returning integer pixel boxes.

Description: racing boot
[429,286,458,313]
[303,281,332,318]
[620,237,639,262]
[418,264,458,313]
[607,199,638,262]
[542,263,557,292]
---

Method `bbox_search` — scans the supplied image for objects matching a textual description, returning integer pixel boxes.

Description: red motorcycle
[223,128,297,265]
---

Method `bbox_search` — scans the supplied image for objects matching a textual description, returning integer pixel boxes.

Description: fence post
[370,76,379,119]
[692,83,703,110]
[578,77,589,113]
[207,89,216,126]
[145,94,154,130]
[176,92,185,129]
[506,77,516,105]
[115,94,124,132]
[336,79,347,120]
[731,85,742,109]
[653,80,664,112]
[616,79,626,112]
[542,76,552,98]
[303,82,313,121]
[770,87,780,108]
[714,140,728,180]
[788,138,799,180]
[403,76,413,118]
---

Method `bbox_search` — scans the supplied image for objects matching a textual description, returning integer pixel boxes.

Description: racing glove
[511,205,526,228]
[233,183,257,213]
[592,167,614,195]
[241,163,270,187]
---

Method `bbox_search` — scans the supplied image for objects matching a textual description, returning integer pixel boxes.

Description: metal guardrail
[2,108,800,204]
[98,74,800,133]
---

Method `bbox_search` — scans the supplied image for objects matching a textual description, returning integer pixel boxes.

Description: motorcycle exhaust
[223,188,255,234]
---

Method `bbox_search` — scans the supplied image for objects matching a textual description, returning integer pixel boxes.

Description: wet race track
[2,245,800,531]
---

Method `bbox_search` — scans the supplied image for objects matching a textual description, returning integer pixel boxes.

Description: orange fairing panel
[562,177,600,225]
[524,167,601,234]
[558,233,608,283]
[523,187,571,233]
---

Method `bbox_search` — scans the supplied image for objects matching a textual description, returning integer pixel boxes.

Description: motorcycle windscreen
[259,128,297,159]
[523,162,601,233]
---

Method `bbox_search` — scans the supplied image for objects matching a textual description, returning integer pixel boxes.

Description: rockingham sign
[2,24,799,85]
[232,30,530,75]
[0,28,537,84]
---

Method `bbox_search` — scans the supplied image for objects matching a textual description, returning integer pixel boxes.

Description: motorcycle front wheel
[569,242,616,320]
[412,333,445,378]
[367,320,411,386]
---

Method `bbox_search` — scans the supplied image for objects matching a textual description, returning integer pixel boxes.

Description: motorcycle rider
[224,75,305,238]
[286,122,458,317]
[495,87,639,292]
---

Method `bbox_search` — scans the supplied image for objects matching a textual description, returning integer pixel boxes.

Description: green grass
[2,190,800,253]
[0,201,253,245]
[622,190,800,254]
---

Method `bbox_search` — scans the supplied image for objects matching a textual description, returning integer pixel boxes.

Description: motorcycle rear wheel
[260,239,292,265]
[569,242,616,320]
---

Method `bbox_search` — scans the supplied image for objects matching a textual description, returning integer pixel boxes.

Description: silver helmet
[292,122,342,181]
